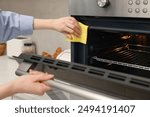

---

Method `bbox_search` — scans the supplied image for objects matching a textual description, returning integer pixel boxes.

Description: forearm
[0,82,14,99]
[33,19,55,30]
[33,17,81,38]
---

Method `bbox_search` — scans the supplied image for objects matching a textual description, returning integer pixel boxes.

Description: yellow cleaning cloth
[66,22,88,44]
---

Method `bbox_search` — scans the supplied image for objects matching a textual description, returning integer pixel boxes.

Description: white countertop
[0,55,18,99]
[0,55,18,84]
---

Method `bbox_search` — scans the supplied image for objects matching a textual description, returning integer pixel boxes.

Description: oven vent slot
[48,66,58,70]
[71,65,86,71]
[130,79,150,87]
[88,69,104,76]
[56,62,70,68]
[31,56,41,61]
[43,59,55,64]
[108,73,126,81]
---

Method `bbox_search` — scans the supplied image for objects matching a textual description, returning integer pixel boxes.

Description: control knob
[97,0,109,8]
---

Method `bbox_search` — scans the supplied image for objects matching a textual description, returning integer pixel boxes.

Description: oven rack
[97,44,150,67]
[92,56,150,71]
[92,44,150,78]
[15,53,150,99]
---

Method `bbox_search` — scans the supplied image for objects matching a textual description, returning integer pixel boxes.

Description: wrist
[9,81,17,95]
[46,19,57,30]
[9,78,22,95]
[0,81,17,99]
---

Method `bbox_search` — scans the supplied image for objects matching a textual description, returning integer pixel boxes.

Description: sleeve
[0,11,34,42]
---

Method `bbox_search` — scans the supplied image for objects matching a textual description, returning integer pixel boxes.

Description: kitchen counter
[0,55,18,84]
[0,55,18,99]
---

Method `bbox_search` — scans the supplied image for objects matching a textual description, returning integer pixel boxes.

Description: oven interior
[71,17,150,78]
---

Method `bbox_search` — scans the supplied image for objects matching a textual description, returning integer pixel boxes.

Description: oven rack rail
[15,53,150,99]
[92,56,150,71]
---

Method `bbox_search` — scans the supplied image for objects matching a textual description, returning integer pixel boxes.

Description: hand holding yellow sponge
[66,22,88,44]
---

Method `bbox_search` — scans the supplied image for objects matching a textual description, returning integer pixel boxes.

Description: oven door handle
[15,61,117,100]
[45,79,117,100]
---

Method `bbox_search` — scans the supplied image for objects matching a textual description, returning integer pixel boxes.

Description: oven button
[143,8,148,13]
[128,8,133,13]
[143,0,148,5]
[135,0,140,5]
[97,0,109,8]
[135,8,140,13]
[128,0,133,5]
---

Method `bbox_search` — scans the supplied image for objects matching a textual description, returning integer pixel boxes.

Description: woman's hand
[12,70,54,96]
[52,17,81,39]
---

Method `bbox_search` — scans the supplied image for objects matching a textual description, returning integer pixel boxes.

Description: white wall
[0,0,70,54]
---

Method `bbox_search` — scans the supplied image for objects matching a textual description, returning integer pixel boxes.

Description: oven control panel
[69,0,150,18]
[127,0,149,14]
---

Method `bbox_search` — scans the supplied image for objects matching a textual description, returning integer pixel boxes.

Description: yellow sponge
[66,22,88,44]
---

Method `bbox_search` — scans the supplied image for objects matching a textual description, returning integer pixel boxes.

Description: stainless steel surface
[69,0,150,18]
[46,79,118,100]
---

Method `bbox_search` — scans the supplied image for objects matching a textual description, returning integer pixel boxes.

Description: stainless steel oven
[70,0,150,99]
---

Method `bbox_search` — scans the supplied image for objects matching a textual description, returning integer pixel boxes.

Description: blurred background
[0,0,70,54]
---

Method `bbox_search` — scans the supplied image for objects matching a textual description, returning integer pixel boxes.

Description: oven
[70,0,150,99]
[15,0,150,100]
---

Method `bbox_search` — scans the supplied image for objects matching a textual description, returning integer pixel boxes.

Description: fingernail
[48,74,54,77]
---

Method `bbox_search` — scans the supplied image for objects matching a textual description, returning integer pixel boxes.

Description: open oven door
[14,53,150,100]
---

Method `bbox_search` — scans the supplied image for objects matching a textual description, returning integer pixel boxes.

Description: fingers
[38,83,52,95]
[67,22,81,37]
[36,74,54,82]
[58,17,81,38]
[64,33,73,39]
[53,17,81,38]
[69,17,81,32]
[30,83,52,96]
[66,17,81,38]
[65,24,80,38]
[29,70,54,82]
[29,69,41,75]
